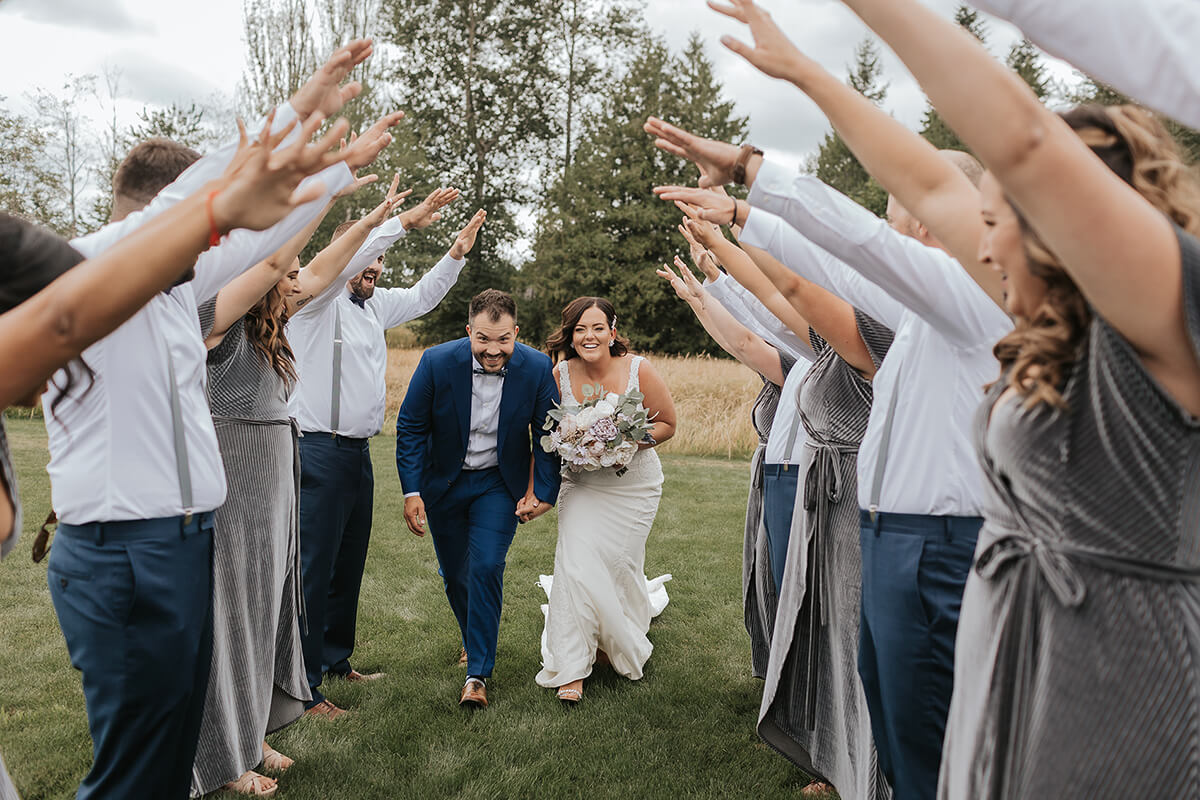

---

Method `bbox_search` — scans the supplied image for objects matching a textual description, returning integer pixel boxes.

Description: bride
[533,297,677,703]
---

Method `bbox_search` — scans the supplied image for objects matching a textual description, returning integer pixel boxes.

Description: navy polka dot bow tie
[473,367,507,377]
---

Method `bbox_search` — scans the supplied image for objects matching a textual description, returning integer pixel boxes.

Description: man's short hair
[112,138,201,206]
[469,289,517,323]
[939,149,985,188]
[331,220,357,242]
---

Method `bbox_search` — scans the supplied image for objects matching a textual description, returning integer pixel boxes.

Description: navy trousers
[762,464,800,594]
[298,433,374,705]
[426,467,519,679]
[857,510,980,800]
[48,513,214,800]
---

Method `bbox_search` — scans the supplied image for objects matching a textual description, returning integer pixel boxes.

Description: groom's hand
[516,494,551,524]
[404,495,427,537]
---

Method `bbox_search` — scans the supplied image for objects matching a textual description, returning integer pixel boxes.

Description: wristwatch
[643,432,657,446]
[732,144,763,186]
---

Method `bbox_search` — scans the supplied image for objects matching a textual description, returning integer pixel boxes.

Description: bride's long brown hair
[545,296,631,362]
[244,284,297,384]
[994,104,1200,408]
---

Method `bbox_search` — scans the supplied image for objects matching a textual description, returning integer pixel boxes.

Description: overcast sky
[0,0,1077,174]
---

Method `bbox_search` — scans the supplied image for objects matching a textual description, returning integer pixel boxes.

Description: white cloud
[4,0,152,34]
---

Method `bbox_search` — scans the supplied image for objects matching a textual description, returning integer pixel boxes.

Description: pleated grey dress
[191,300,309,796]
[1,420,22,800]
[758,312,892,800]
[939,228,1200,799]
[744,349,798,678]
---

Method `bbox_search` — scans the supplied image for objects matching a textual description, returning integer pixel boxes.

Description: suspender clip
[182,509,194,526]
[868,504,878,523]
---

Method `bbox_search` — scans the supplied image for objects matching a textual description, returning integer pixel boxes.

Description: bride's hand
[516,493,551,523]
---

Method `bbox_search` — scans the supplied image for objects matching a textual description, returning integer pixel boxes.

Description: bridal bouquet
[541,384,652,475]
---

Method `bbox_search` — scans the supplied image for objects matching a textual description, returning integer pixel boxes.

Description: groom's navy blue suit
[396,338,560,678]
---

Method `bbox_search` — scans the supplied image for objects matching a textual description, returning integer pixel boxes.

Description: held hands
[291,40,374,119]
[399,187,461,231]
[449,209,487,259]
[644,117,741,187]
[516,493,551,524]
[404,495,428,537]
[213,112,351,234]
[707,0,812,82]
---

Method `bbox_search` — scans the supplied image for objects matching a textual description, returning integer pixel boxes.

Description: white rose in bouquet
[604,392,620,406]
[594,399,616,417]
[559,414,579,439]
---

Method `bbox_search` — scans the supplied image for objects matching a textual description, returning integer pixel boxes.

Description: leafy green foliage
[520,33,748,355]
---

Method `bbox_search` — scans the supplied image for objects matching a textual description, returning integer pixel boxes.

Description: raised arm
[834,0,1198,401]
[972,0,1200,129]
[372,209,485,331]
[0,120,349,409]
[708,0,1001,307]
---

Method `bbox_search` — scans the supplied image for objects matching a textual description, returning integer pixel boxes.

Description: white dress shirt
[288,238,467,438]
[763,356,814,466]
[742,159,1012,516]
[704,272,817,363]
[43,109,352,525]
[464,357,504,469]
[974,0,1200,129]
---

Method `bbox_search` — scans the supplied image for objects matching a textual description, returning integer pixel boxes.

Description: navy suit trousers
[426,467,519,679]
[857,510,980,800]
[48,513,214,800]
[298,433,374,705]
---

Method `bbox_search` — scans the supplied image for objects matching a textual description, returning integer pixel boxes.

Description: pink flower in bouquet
[591,416,619,442]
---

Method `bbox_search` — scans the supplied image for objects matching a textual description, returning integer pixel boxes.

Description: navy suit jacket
[395,338,561,508]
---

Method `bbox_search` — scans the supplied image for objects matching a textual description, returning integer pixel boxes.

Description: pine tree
[1006,38,1050,101]
[378,0,559,343]
[521,33,747,354]
[805,37,889,217]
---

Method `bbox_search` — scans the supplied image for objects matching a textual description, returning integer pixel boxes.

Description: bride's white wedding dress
[535,356,671,687]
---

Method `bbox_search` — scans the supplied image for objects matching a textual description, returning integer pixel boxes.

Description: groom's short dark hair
[469,289,517,323]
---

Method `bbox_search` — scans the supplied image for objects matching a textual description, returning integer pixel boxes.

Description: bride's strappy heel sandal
[224,770,278,797]
[556,680,584,704]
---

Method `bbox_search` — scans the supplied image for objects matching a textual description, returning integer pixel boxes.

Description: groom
[396,288,561,708]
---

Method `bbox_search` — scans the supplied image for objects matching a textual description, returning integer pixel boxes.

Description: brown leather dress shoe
[343,669,386,682]
[303,700,349,720]
[459,679,488,709]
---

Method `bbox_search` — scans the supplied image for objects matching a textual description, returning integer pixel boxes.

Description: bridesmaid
[656,255,798,678]
[535,297,676,703]
[191,181,407,798]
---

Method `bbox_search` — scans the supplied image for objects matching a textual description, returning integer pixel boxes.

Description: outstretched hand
[644,117,741,187]
[449,209,487,259]
[399,187,461,231]
[214,112,351,233]
[342,111,405,172]
[707,0,812,82]
[291,39,374,119]
[361,174,413,228]
[657,257,706,305]
[653,185,740,225]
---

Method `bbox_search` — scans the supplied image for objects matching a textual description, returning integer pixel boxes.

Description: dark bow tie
[473,367,507,377]
[348,293,366,308]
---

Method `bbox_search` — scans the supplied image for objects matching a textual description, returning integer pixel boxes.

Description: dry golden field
[383,347,762,458]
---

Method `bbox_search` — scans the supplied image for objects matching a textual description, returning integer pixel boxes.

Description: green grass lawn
[0,415,828,799]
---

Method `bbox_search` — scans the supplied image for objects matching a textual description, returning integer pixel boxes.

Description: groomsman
[288,205,485,717]
[41,43,379,799]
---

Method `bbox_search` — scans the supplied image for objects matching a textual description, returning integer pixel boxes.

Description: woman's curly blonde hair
[244,284,297,384]
[994,104,1200,408]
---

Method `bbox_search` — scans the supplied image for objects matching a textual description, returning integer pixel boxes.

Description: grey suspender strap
[781,388,804,472]
[331,300,343,434]
[868,361,904,521]
[165,348,194,523]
